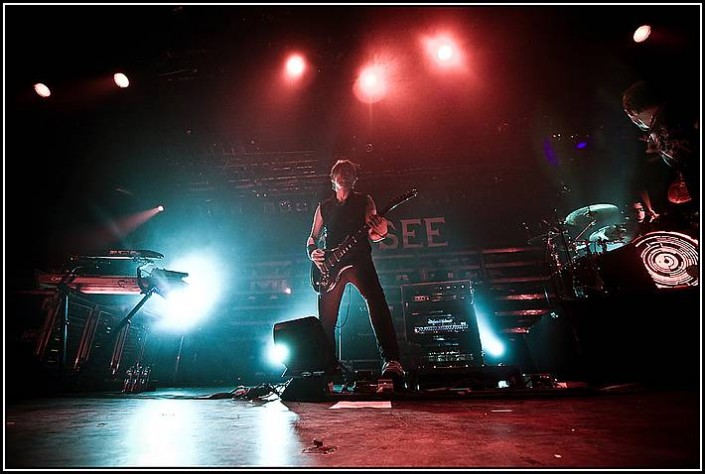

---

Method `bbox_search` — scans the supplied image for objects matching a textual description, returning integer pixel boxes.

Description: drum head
[632,231,699,289]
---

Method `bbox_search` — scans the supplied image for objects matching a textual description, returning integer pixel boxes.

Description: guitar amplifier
[401,280,484,369]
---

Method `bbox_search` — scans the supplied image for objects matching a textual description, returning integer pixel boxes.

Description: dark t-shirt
[319,191,372,261]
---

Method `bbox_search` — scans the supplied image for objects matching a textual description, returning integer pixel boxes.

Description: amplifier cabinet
[401,280,484,368]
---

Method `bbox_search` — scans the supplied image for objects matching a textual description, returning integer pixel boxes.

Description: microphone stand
[112,287,157,338]
[555,218,579,299]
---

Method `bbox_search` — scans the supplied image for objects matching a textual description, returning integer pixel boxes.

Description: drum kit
[531,203,641,299]
[531,201,700,299]
[565,204,638,258]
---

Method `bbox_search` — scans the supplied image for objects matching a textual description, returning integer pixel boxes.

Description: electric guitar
[310,188,418,294]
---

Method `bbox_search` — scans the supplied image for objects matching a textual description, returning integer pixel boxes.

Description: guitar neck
[351,206,392,242]
[344,199,406,246]
[329,190,416,256]
[319,190,417,277]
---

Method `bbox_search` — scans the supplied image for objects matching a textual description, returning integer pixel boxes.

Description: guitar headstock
[383,188,419,215]
[397,188,419,202]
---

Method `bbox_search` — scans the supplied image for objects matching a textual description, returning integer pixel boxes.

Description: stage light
[114,72,130,88]
[473,305,504,358]
[354,65,388,104]
[633,25,651,43]
[272,316,341,401]
[272,316,339,377]
[148,253,224,332]
[269,343,289,366]
[436,42,455,63]
[285,54,306,79]
[149,268,189,298]
[34,83,51,98]
[111,265,190,338]
[423,33,463,70]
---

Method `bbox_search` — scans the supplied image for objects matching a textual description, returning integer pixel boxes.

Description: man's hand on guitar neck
[367,214,388,242]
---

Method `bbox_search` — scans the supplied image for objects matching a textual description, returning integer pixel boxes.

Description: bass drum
[570,255,605,297]
[587,241,657,295]
[631,231,699,289]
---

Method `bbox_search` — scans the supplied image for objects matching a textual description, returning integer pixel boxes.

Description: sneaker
[381,360,405,378]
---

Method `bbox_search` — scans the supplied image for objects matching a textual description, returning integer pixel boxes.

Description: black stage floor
[5,287,701,469]
[4,381,700,469]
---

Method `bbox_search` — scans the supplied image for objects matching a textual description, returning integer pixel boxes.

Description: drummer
[623,199,658,239]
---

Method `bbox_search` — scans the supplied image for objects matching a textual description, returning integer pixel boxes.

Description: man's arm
[366,195,388,243]
[640,190,660,222]
[308,204,326,267]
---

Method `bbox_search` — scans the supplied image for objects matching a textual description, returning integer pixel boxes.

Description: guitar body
[310,238,357,294]
[310,263,323,293]
[310,260,343,294]
[309,188,418,294]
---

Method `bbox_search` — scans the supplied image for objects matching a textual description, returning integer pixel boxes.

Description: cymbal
[588,224,629,243]
[564,203,623,229]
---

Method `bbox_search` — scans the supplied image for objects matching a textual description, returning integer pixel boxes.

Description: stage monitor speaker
[272,316,339,378]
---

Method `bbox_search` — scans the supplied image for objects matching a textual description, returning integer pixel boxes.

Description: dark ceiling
[5,4,701,283]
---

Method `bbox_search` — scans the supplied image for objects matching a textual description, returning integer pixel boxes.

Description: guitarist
[306,159,405,384]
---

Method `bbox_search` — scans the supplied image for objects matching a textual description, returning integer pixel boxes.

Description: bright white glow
[255,401,300,465]
[125,395,299,466]
[436,43,454,62]
[285,54,305,78]
[283,287,292,295]
[423,34,463,70]
[127,400,198,466]
[480,335,505,357]
[34,83,51,98]
[269,343,289,366]
[114,72,130,88]
[157,205,165,212]
[474,307,505,357]
[354,64,388,104]
[633,25,651,43]
[362,70,379,88]
[150,253,224,332]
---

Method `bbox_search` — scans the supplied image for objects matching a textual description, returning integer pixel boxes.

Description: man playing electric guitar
[306,159,405,385]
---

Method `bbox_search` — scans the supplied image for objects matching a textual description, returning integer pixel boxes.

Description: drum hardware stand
[544,237,569,303]
[538,197,578,301]
[556,220,584,300]
[573,219,596,250]
[538,215,577,301]
[578,244,606,297]
[569,219,601,298]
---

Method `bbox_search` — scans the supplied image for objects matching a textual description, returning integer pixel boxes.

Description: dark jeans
[318,258,400,363]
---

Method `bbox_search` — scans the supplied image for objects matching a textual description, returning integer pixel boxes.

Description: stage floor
[4,382,700,469]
